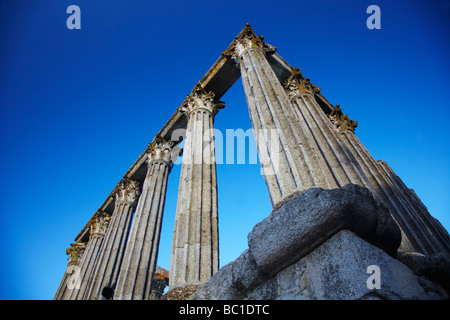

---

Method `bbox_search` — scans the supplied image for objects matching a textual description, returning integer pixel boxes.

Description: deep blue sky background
[1,0,449,300]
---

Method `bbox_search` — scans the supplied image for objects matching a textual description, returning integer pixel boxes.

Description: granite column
[66,211,111,300]
[170,85,223,289]
[226,25,357,208]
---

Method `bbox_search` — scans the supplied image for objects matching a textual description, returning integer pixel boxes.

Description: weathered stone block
[190,249,272,300]
[231,249,270,294]
[248,184,401,276]
[192,230,448,300]
[188,261,240,300]
[274,230,443,300]
[191,185,448,300]
[161,284,202,300]
[397,251,450,291]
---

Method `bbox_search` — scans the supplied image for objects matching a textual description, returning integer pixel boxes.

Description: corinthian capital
[66,242,86,266]
[178,84,225,117]
[222,23,276,61]
[115,178,141,205]
[148,135,175,165]
[89,210,111,238]
[284,67,321,98]
[328,104,358,133]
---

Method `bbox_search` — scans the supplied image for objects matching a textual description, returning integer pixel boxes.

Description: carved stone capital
[148,135,175,166]
[284,67,321,98]
[178,84,225,117]
[328,104,358,133]
[115,178,141,205]
[89,210,111,238]
[222,23,276,61]
[66,242,86,266]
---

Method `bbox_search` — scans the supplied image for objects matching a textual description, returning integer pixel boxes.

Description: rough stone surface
[275,230,445,300]
[231,249,270,294]
[189,249,272,300]
[248,184,401,276]
[397,251,450,291]
[161,284,201,300]
[191,230,448,300]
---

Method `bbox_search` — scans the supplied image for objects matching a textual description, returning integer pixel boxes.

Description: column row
[54,137,177,300]
[227,23,450,255]
[55,88,224,298]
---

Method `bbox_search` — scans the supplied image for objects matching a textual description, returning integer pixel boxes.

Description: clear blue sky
[1,0,449,300]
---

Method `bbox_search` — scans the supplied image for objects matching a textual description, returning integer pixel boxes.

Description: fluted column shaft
[230,28,362,207]
[377,159,450,253]
[309,94,450,254]
[337,129,426,252]
[113,138,173,300]
[170,85,222,289]
[66,212,110,300]
[283,71,371,192]
[240,47,302,206]
[84,178,141,300]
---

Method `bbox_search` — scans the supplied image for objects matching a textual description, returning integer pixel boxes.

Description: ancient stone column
[84,178,141,300]
[170,85,223,289]
[226,25,361,208]
[66,211,111,300]
[53,242,86,300]
[113,137,174,300]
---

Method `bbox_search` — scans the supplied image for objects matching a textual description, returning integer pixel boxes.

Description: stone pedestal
[161,284,201,300]
[190,185,448,300]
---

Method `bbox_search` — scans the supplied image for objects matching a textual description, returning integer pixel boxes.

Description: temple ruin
[54,24,450,301]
